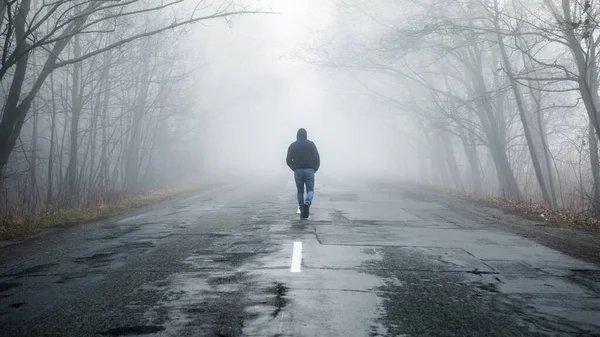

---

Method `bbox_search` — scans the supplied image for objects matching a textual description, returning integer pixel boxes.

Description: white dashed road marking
[290,242,302,273]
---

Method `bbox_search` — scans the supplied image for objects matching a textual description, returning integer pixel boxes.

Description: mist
[189,0,409,179]
[4,3,600,335]
[2,0,600,215]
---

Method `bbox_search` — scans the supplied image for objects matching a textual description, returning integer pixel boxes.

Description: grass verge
[444,189,600,233]
[0,183,211,241]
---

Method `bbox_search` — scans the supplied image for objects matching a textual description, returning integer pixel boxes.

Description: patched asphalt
[0,175,599,336]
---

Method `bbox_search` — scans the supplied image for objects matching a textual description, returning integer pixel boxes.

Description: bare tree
[0,0,270,184]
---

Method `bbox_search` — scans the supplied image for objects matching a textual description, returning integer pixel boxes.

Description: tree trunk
[100,89,109,191]
[440,131,464,189]
[476,92,521,200]
[0,0,31,184]
[462,43,522,200]
[29,88,39,211]
[518,33,559,206]
[47,73,57,206]
[0,1,99,185]
[589,123,600,214]
[125,52,151,192]
[58,91,69,202]
[535,103,559,206]
[66,35,82,203]
[0,1,7,29]
[493,10,553,205]
[550,0,600,148]
[87,98,99,202]
[457,123,483,194]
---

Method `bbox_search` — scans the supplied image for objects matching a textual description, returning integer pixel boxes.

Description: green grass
[0,184,208,241]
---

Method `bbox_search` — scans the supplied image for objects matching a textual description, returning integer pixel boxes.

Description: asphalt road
[1,175,599,337]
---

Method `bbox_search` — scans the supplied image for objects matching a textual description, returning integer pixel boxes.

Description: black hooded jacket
[286,128,320,172]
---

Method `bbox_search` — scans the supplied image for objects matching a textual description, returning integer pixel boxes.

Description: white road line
[290,242,302,273]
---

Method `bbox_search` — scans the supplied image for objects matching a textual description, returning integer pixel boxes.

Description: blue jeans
[294,168,315,207]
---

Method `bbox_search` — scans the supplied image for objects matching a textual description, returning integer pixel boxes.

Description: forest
[307,0,600,216]
[0,1,267,221]
[2,0,600,228]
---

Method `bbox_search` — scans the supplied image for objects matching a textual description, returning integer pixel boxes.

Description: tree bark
[547,0,600,147]
[0,1,7,29]
[29,86,39,211]
[440,131,464,189]
[589,123,600,214]
[0,2,101,186]
[458,42,522,200]
[494,17,554,205]
[66,35,82,203]
[87,95,100,202]
[457,123,483,194]
[58,87,68,203]
[46,72,57,206]
[0,0,31,183]
[125,51,151,192]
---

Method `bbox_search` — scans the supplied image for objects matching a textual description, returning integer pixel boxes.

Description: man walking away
[286,128,320,219]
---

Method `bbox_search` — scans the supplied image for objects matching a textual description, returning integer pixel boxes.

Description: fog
[1,0,600,215]
[190,0,409,178]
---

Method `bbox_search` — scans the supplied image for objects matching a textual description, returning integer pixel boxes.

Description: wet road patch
[140,238,281,335]
[361,246,600,336]
[8,302,26,309]
[100,325,166,336]
[359,247,494,273]
[75,251,117,264]
[6,263,58,278]
[363,249,541,337]
[207,271,246,286]
[122,241,155,250]
[265,282,289,318]
[73,241,156,267]
[0,282,20,292]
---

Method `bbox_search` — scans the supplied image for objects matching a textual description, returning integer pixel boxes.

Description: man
[286,128,320,219]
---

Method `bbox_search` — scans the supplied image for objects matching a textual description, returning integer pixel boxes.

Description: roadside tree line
[309,0,600,215]
[0,0,266,214]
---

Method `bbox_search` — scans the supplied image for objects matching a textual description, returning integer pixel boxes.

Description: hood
[297,128,307,140]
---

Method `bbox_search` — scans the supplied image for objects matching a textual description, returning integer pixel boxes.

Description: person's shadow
[290,218,310,231]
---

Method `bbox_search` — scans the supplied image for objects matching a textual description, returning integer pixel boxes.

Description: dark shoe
[302,201,311,219]
[299,204,305,219]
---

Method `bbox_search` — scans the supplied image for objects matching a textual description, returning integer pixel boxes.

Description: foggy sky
[186,0,410,178]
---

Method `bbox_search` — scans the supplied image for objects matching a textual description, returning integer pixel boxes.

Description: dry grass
[445,189,600,233]
[0,183,208,241]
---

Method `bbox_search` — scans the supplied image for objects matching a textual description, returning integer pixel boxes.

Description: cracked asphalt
[1,175,599,337]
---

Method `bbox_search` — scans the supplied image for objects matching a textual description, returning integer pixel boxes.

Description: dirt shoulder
[0,182,223,242]
[440,191,600,266]
[377,179,600,266]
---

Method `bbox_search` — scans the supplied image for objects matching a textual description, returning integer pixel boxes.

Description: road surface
[1,175,599,336]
